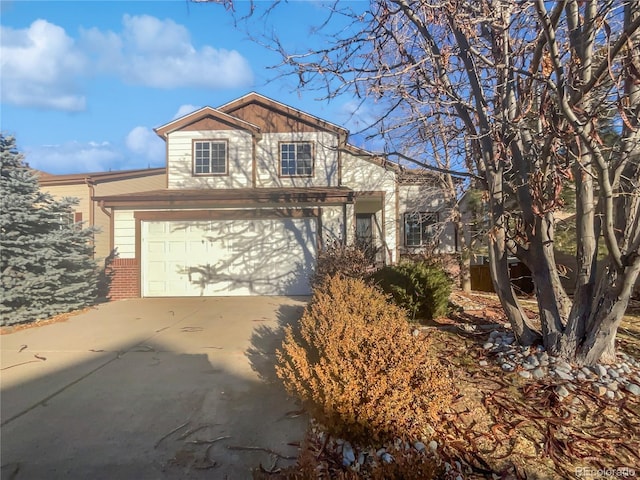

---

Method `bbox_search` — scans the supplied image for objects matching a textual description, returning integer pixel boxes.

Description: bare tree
[210,0,640,365]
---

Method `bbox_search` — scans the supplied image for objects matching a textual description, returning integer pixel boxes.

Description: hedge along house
[77,92,459,299]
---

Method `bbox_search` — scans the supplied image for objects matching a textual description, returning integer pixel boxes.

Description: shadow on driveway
[1,298,308,480]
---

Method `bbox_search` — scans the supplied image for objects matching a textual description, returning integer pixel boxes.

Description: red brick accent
[108,258,140,300]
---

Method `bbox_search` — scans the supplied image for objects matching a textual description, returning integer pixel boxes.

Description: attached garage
[141,217,317,297]
[96,187,354,300]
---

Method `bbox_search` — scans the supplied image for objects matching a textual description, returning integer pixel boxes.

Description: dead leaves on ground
[429,328,640,479]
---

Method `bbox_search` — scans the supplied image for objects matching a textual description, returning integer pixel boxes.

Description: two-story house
[42,92,456,299]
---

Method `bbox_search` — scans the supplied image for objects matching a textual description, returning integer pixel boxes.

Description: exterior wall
[107,258,139,300]
[113,210,137,258]
[92,173,165,260]
[166,130,253,189]
[39,182,91,230]
[321,205,344,243]
[255,132,339,188]
[341,152,398,263]
[40,172,166,261]
[398,183,456,254]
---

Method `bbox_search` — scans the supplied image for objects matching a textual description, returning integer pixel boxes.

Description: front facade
[67,93,455,299]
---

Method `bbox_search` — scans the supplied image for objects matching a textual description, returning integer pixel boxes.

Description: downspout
[97,200,113,253]
[85,177,96,258]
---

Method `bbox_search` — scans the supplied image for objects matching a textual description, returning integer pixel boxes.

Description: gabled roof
[154,106,262,139]
[38,167,166,186]
[341,143,403,173]
[218,92,349,137]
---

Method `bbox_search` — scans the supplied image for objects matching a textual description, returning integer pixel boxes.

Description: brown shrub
[276,275,454,444]
[312,240,376,287]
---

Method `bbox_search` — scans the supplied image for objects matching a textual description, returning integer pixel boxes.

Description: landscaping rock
[381,452,394,463]
[413,441,426,452]
[532,368,546,379]
[555,385,570,399]
[479,331,640,400]
[428,440,438,452]
[625,383,640,395]
[593,384,607,396]
[342,442,355,466]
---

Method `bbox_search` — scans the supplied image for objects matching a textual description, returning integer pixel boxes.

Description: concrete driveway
[1,297,308,479]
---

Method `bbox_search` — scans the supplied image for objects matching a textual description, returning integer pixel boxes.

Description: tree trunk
[577,258,640,365]
[487,234,539,344]
[457,216,472,292]
[527,213,571,354]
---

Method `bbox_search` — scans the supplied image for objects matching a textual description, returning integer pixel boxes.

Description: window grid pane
[281,143,313,176]
[194,141,226,175]
[405,212,437,247]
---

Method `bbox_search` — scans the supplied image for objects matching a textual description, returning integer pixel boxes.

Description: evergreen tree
[0,134,98,326]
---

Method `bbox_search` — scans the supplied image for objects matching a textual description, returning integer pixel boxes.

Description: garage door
[142,218,317,296]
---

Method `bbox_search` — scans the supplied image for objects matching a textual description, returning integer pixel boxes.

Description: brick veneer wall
[108,258,140,300]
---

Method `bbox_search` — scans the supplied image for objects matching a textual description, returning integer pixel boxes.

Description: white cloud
[0,20,87,111]
[125,126,165,162]
[173,104,201,119]
[2,15,253,111]
[24,141,123,174]
[81,14,254,89]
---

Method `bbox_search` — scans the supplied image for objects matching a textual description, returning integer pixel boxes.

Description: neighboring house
[44,92,457,299]
[38,168,167,260]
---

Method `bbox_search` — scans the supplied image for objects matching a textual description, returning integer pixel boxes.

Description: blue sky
[1,1,374,173]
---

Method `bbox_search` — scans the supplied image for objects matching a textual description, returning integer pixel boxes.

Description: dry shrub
[312,240,376,287]
[276,275,454,444]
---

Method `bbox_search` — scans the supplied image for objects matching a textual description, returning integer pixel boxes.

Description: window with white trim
[194,140,227,175]
[404,212,438,247]
[280,142,313,176]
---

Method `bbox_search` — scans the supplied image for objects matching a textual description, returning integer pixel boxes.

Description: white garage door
[142,218,317,297]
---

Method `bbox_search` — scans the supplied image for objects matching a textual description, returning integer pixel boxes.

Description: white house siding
[166,130,253,189]
[113,210,136,258]
[92,173,166,260]
[321,205,344,243]
[398,184,456,254]
[341,152,398,263]
[255,132,339,188]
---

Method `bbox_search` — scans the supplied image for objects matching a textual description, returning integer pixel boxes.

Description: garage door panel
[142,218,316,297]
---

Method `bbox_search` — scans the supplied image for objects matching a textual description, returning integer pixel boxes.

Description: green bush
[276,275,454,444]
[373,261,452,322]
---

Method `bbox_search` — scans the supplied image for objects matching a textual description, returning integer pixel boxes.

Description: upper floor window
[194,140,227,175]
[404,212,438,247]
[280,142,313,177]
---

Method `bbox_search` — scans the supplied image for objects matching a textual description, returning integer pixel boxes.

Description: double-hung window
[404,212,438,247]
[280,142,313,176]
[194,140,227,175]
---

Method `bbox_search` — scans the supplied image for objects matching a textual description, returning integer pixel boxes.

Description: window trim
[404,211,439,247]
[278,141,314,178]
[192,139,229,177]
